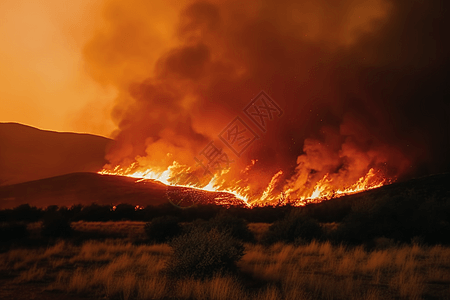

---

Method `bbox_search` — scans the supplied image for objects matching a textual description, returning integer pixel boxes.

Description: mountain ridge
[0,122,113,186]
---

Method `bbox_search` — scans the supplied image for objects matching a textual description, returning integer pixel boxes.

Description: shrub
[74,203,112,221]
[144,216,182,243]
[165,227,244,279]
[12,204,42,222]
[262,211,323,244]
[0,222,28,242]
[41,215,73,238]
[113,203,136,220]
[333,194,450,245]
[206,214,255,242]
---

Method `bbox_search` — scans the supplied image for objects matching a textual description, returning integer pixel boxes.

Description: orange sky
[1,0,449,184]
[0,0,115,136]
[0,0,389,138]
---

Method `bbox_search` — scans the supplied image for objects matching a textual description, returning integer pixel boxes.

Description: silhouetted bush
[139,204,293,223]
[229,205,294,223]
[262,211,323,244]
[41,214,73,238]
[333,194,450,245]
[179,204,221,222]
[207,214,255,242]
[144,216,182,243]
[303,199,353,223]
[166,227,244,279]
[58,206,71,220]
[68,204,83,217]
[113,203,136,220]
[74,203,112,221]
[45,205,59,213]
[12,204,42,222]
[0,222,28,242]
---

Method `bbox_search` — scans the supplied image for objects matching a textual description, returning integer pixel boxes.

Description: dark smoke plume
[84,0,450,198]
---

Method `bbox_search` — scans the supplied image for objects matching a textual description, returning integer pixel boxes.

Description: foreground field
[1,225,450,300]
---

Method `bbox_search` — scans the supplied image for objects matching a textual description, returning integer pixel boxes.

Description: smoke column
[84,0,450,200]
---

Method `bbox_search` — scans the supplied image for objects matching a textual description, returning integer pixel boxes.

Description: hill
[0,172,246,209]
[303,172,450,223]
[0,170,448,212]
[0,123,112,186]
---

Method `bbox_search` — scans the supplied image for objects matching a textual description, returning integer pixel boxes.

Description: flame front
[288,168,388,205]
[99,160,391,207]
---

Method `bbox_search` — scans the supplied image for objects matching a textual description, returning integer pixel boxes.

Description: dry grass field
[0,221,449,300]
[72,221,148,240]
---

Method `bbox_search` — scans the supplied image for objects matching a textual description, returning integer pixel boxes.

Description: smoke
[84,0,450,196]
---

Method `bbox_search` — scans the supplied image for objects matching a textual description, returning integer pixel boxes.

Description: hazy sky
[0,0,391,138]
[0,0,115,136]
[1,0,449,183]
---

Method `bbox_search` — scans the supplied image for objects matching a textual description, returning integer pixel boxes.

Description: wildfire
[289,168,389,205]
[99,161,252,206]
[98,160,391,207]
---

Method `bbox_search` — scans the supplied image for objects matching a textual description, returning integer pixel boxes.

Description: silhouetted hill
[302,173,450,245]
[0,123,112,186]
[0,173,166,209]
[0,172,246,209]
[303,172,450,223]
[0,170,448,213]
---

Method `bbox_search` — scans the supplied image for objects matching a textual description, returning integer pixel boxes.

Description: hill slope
[0,172,246,209]
[303,172,450,223]
[0,173,166,209]
[0,123,112,186]
[0,171,448,210]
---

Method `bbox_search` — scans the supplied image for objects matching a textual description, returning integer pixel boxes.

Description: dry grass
[248,223,271,241]
[72,221,147,240]
[239,242,450,300]
[14,263,46,283]
[1,223,450,299]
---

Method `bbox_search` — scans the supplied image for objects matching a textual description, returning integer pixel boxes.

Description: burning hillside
[99,162,390,207]
[85,0,449,207]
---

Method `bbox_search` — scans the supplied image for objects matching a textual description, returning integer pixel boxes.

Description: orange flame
[288,168,388,206]
[99,162,391,207]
